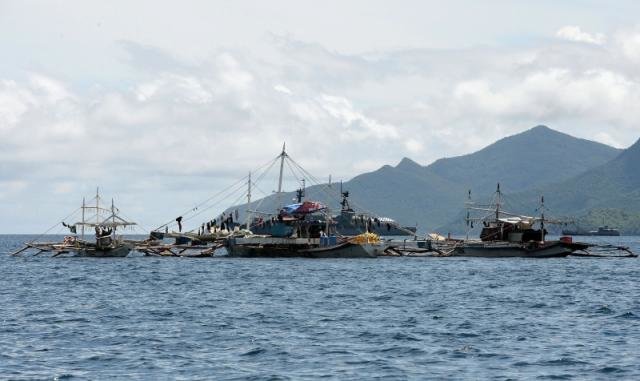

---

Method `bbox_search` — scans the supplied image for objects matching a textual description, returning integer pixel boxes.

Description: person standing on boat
[176,216,183,232]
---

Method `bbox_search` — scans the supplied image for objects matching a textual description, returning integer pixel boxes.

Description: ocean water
[1,235,639,380]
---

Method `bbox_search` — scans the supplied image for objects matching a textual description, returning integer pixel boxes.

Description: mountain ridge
[227,125,629,233]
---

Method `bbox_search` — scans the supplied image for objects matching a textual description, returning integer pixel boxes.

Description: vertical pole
[81,197,85,239]
[466,190,471,241]
[540,196,545,243]
[112,198,116,238]
[276,143,286,210]
[96,187,99,224]
[246,171,252,230]
[325,208,330,237]
[495,183,501,220]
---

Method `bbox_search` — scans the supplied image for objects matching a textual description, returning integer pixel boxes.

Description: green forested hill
[571,209,640,235]
[504,138,640,233]
[344,126,625,231]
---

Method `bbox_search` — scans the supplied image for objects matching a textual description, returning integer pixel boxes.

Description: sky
[2,0,640,233]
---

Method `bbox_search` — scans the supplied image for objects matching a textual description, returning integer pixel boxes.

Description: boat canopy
[280,201,326,216]
[75,213,136,228]
[498,216,534,229]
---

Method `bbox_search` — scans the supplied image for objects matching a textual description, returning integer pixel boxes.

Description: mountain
[571,208,640,235]
[514,137,640,216]
[228,125,624,233]
[347,126,623,231]
[428,125,622,195]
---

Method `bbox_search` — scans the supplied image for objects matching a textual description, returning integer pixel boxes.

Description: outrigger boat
[445,184,636,258]
[225,145,388,258]
[11,189,137,258]
[227,202,386,258]
[139,145,390,258]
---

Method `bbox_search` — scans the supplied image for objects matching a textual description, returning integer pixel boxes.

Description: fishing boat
[225,145,388,258]
[331,190,416,236]
[246,186,416,237]
[226,200,386,258]
[11,189,137,258]
[452,185,584,258]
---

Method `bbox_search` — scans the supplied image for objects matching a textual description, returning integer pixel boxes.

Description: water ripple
[1,235,640,379]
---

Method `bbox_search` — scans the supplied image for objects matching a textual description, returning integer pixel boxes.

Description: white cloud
[0,80,35,129]
[404,138,423,153]
[216,53,254,92]
[614,29,640,63]
[556,25,605,45]
[318,95,399,140]
[274,84,292,94]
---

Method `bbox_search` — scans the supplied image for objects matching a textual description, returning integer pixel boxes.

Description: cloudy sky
[2,0,640,233]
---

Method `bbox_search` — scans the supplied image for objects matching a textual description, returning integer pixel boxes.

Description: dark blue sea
[1,235,639,380]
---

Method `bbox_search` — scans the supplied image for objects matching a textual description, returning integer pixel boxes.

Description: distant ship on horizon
[561,225,621,237]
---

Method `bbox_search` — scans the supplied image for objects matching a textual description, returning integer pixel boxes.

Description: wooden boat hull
[74,244,132,258]
[453,241,572,258]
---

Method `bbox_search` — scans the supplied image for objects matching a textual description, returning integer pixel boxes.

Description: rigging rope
[25,206,82,245]
[153,154,282,231]
[286,155,418,236]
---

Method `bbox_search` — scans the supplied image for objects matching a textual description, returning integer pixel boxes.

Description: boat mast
[465,189,472,241]
[81,197,85,239]
[540,196,545,243]
[495,183,501,220]
[276,142,286,210]
[96,187,100,225]
[246,171,252,229]
[111,198,116,238]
